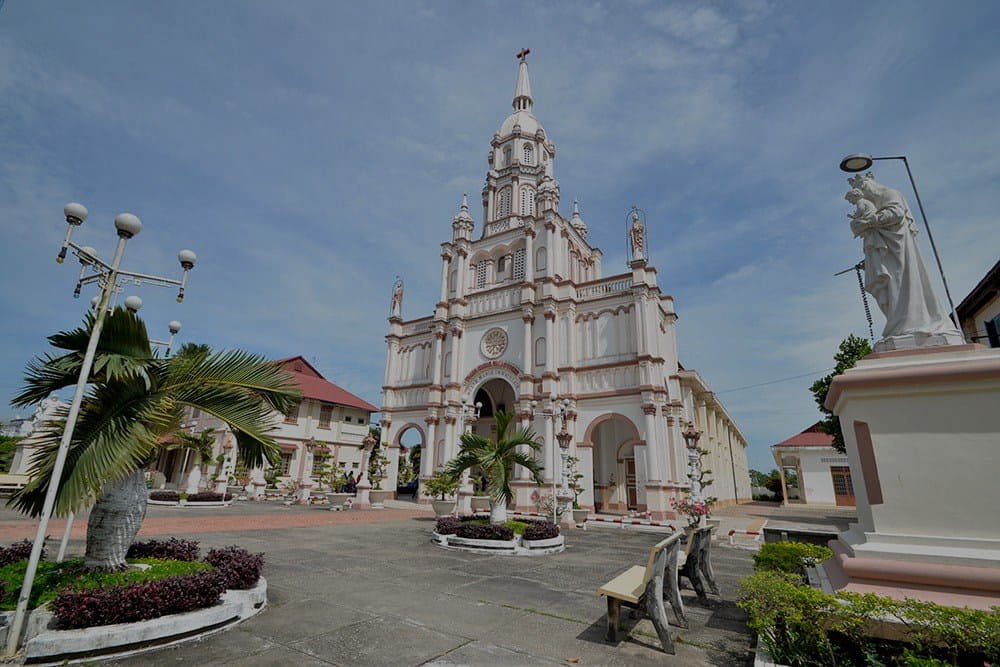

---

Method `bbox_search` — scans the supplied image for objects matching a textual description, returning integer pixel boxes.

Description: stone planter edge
[20,577,268,662]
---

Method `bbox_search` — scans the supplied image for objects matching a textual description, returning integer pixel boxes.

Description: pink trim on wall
[853,421,883,505]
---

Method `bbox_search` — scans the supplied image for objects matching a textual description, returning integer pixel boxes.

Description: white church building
[379,54,750,519]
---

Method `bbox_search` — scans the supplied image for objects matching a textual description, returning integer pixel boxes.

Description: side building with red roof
[770,423,856,507]
[149,356,378,501]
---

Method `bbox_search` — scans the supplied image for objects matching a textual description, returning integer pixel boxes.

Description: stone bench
[678,525,720,600]
[596,531,687,654]
[0,473,29,494]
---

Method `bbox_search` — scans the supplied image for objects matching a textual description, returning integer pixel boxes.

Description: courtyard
[0,502,758,666]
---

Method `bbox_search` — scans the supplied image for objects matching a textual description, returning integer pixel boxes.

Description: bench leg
[682,562,709,601]
[666,571,689,629]
[605,597,621,643]
[701,552,720,595]
[644,586,676,654]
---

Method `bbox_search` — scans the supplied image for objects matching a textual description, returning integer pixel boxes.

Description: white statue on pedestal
[629,213,645,261]
[389,278,404,318]
[845,173,961,348]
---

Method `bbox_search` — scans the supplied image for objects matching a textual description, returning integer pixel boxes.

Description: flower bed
[149,490,179,502]
[432,516,564,556]
[147,490,232,506]
[127,538,200,562]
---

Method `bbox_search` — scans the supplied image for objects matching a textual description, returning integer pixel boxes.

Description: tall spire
[513,48,532,112]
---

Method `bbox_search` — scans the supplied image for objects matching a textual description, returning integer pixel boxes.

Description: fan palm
[444,410,544,524]
[10,308,299,570]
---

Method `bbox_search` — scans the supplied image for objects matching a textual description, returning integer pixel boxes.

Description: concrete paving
[40,507,759,666]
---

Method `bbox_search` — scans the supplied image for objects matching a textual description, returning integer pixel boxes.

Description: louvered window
[520,186,535,216]
[512,248,525,281]
[476,262,488,289]
[497,187,512,218]
[523,143,533,165]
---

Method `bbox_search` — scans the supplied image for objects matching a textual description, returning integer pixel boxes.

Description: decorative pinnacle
[461,193,469,212]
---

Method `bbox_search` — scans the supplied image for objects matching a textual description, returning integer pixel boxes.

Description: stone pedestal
[184,466,202,495]
[821,344,1000,610]
[354,481,372,509]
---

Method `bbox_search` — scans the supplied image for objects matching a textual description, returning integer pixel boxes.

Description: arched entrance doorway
[392,423,425,496]
[469,377,517,440]
[587,414,641,514]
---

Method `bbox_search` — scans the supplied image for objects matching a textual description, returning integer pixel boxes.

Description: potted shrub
[424,471,459,517]
[565,456,589,525]
[367,444,391,509]
[178,492,189,506]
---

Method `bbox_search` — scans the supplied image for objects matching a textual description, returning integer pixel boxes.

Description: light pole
[530,394,570,524]
[452,396,481,512]
[682,421,704,526]
[839,153,964,342]
[151,320,183,356]
[6,204,196,655]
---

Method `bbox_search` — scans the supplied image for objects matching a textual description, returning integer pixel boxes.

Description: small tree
[810,335,872,454]
[367,444,389,490]
[565,456,585,509]
[423,470,459,500]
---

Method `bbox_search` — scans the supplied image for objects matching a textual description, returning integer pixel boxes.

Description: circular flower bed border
[432,516,565,556]
[148,491,234,507]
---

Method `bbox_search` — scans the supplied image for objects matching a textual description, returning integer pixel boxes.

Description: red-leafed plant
[204,546,264,590]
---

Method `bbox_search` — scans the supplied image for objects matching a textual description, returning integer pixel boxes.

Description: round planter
[470,496,490,512]
[369,490,391,509]
[328,492,352,510]
[523,534,565,550]
[432,499,456,517]
[572,508,589,525]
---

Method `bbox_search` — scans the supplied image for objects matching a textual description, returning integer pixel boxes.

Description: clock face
[481,328,508,359]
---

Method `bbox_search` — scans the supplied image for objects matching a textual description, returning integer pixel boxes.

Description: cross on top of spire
[517,48,530,61]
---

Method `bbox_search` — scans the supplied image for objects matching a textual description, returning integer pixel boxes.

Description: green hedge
[738,570,1000,666]
[753,542,832,581]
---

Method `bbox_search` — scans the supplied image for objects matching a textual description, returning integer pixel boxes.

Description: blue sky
[2,1,998,473]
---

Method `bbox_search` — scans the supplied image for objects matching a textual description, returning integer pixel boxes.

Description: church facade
[379,55,749,519]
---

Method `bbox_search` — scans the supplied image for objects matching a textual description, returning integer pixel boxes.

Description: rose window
[481,328,508,359]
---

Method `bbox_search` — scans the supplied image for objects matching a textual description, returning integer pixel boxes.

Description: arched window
[535,337,546,366]
[449,269,457,292]
[523,143,533,165]
[497,187,512,218]
[503,147,512,167]
[520,186,535,216]
[497,256,506,273]
[535,246,547,271]
[443,352,452,377]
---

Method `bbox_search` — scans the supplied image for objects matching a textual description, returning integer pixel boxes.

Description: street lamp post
[530,395,570,524]
[6,204,196,655]
[150,320,183,356]
[838,153,964,342]
[682,421,704,527]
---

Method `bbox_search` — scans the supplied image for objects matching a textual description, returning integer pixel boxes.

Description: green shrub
[738,570,1000,665]
[753,541,832,580]
[738,571,836,665]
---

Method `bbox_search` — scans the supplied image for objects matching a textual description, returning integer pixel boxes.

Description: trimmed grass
[0,558,211,611]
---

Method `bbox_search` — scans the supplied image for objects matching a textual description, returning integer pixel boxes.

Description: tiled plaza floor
[2,502,758,665]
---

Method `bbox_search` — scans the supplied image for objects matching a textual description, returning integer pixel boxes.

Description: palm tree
[9,308,299,570]
[444,410,544,524]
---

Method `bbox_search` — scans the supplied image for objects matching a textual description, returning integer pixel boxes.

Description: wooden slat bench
[596,531,687,654]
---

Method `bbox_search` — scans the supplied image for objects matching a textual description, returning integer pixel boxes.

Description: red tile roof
[772,422,834,448]
[276,356,378,413]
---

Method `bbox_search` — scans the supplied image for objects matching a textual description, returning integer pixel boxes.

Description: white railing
[467,285,521,316]
[485,218,524,237]
[577,277,632,300]
[575,364,640,393]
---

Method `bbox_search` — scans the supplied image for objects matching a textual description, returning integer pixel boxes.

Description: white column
[544,310,556,377]
[643,406,662,483]
[457,249,468,298]
[522,312,534,372]
[524,231,535,279]
[449,327,463,381]
[422,419,437,479]
[439,252,452,302]
[432,332,445,386]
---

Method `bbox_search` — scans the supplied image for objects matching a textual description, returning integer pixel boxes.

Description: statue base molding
[873,330,964,353]
[821,344,1000,610]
